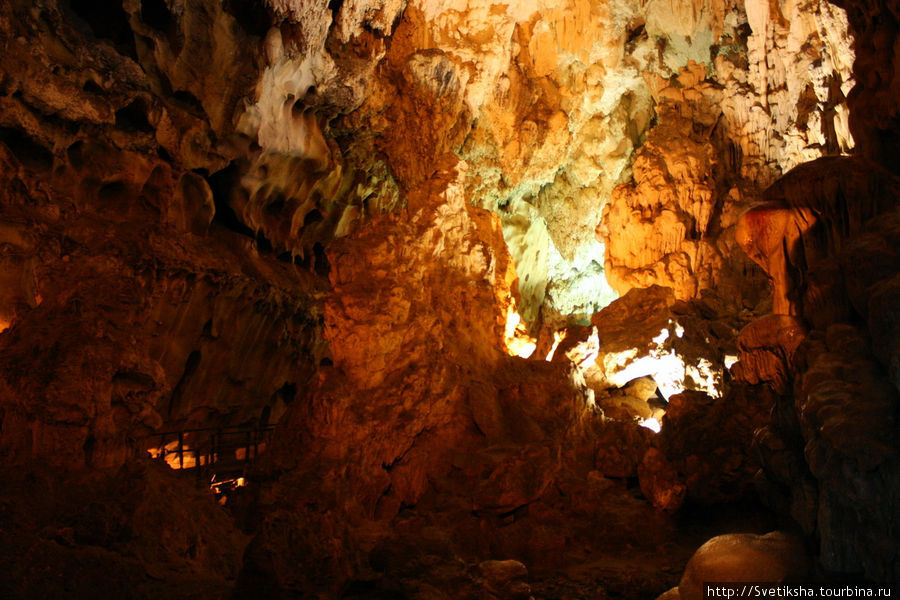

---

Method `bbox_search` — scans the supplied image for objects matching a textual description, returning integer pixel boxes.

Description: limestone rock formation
[739,171,900,581]
[601,61,733,300]
[736,156,900,316]
[732,315,807,394]
[638,384,778,511]
[600,0,854,309]
[579,285,744,401]
[228,163,618,593]
[754,307,900,580]
[0,461,249,597]
[842,0,900,172]
[1,0,900,595]
[478,560,534,600]
[0,138,325,470]
[659,532,809,600]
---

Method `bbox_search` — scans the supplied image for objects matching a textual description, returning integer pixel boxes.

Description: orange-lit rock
[3,0,900,593]
[600,0,855,304]
[584,286,742,401]
[736,157,900,316]
[323,168,519,390]
[639,385,777,511]
[743,174,900,580]
[639,447,687,512]
[732,315,807,394]
[601,61,726,301]
[0,139,325,469]
[660,532,809,600]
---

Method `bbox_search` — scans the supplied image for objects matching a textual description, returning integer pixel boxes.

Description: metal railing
[138,424,275,484]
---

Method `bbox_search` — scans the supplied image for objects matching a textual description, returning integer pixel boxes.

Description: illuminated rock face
[660,532,809,600]
[732,31,900,577]
[750,207,900,580]
[245,0,854,330]
[598,0,854,306]
[735,157,900,317]
[587,286,731,400]
[322,168,519,390]
[1,0,900,594]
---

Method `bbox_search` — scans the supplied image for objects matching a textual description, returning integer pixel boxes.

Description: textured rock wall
[263,0,856,334]
[843,0,900,172]
[0,461,249,598]
[721,6,900,566]
[719,0,900,577]
[2,0,899,593]
[748,198,900,581]
[0,139,325,470]
[600,0,855,306]
[730,81,900,584]
[0,0,328,470]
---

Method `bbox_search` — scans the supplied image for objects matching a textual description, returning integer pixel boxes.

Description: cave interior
[1,0,899,597]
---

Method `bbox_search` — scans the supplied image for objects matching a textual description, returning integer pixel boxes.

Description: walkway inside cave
[142,424,273,495]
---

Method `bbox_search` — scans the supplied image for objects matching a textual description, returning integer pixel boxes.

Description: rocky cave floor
[0,457,846,600]
[514,500,779,600]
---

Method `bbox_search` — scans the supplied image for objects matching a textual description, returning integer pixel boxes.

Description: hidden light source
[503,302,537,358]
[639,417,662,433]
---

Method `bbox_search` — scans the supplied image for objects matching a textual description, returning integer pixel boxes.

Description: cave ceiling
[2,0,900,595]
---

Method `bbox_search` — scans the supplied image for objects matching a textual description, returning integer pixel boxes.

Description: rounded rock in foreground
[659,531,809,600]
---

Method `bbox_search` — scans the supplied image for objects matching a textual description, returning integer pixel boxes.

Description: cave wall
[1,0,899,595]
[725,0,900,580]
[0,0,865,470]
[321,0,856,330]
[742,159,900,580]
[0,0,328,469]
[843,0,900,173]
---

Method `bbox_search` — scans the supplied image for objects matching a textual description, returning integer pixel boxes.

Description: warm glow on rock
[652,328,670,345]
[564,327,601,370]
[639,417,662,433]
[603,348,685,399]
[158,440,199,469]
[545,330,567,361]
[504,305,522,340]
[601,321,723,399]
[2,0,892,591]
[686,358,719,394]
[506,337,537,359]
[503,302,537,358]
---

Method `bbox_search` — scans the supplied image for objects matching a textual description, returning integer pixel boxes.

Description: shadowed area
[0,0,898,597]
